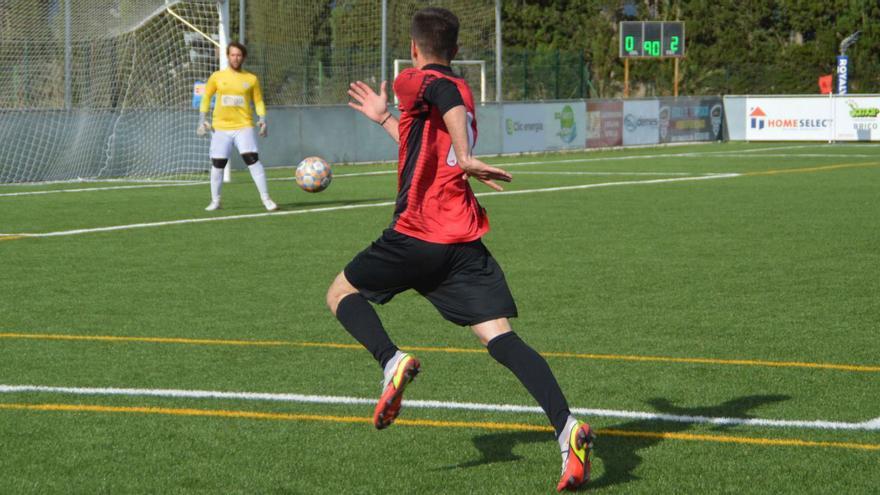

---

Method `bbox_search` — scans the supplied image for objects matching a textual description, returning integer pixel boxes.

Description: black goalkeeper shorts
[344,228,518,326]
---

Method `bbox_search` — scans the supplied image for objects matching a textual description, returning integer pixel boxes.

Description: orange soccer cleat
[373,353,420,430]
[556,421,595,492]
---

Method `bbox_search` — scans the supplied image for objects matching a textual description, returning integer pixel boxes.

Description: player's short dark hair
[227,41,247,58]
[411,7,459,61]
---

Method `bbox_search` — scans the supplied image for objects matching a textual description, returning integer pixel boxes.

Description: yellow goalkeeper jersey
[200,68,266,131]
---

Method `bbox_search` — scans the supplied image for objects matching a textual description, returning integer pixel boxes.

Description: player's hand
[258,118,268,137]
[348,80,389,124]
[196,120,212,137]
[458,157,512,192]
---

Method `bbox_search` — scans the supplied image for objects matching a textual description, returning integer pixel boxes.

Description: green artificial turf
[1,142,878,493]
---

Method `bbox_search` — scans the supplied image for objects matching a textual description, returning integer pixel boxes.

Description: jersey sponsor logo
[221,95,245,107]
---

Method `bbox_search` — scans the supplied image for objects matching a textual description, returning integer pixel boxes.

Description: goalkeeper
[198,41,277,211]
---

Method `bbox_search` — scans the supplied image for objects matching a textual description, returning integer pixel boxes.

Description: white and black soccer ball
[295,156,332,193]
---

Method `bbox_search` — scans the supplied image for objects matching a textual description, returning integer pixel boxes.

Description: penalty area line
[1,384,879,433]
[0,173,740,238]
[0,181,205,198]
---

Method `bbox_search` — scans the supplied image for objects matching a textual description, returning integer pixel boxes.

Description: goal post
[392,59,487,104]
[216,0,233,183]
[169,0,233,183]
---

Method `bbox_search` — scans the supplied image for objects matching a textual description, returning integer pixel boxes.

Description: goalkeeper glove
[196,113,212,136]
[258,117,267,137]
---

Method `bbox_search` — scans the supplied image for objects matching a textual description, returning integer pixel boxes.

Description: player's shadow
[439,394,790,490]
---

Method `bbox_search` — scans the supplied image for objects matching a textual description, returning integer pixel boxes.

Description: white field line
[0,182,208,197]
[0,171,396,196]
[2,151,869,198]
[475,173,740,198]
[0,177,198,187]
[0,167,695,197]
[0,173,739,238]
[1,384,876,431]
[512,171,699,176]
[721,153,876,159]
[275,170,716,181]
[2,146,822,197]
[0,200,394,238]
[717,144,880,153]
[1,142,873,195]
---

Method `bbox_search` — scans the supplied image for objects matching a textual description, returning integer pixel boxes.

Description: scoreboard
[619,21,685,58]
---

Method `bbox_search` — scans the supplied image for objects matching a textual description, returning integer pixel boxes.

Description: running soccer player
[326,8,594,492]
[198,41,277,211]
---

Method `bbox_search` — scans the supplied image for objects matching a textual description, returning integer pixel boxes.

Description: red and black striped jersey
[391,64,488,244]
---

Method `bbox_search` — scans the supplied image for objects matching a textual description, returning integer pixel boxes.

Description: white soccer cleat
[205,200,221,211]
[262,198,278,211]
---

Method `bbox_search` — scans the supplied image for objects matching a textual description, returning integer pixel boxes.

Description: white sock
[248,162,270,200]
[210,167,223,201]
[382,350,405,386]
[558,415,578,459]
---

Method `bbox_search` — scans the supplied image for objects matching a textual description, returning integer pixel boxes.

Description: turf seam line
[2,332,875,373]
[744,161,880,176]
[1,385,877,431]
[0,402,877,451]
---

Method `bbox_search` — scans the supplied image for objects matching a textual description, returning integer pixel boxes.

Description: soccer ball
[295,156,332,193]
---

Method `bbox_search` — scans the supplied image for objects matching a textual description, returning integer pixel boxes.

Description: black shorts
[344,229,518,326]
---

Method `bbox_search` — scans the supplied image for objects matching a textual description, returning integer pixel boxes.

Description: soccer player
[326,8,594,492]
[197,41,277,211]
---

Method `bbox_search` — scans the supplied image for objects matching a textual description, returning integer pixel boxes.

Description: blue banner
[192,80,214,109]
[837,56,849,95]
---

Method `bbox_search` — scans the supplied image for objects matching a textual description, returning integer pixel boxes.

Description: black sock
[336,293,399,368]
[487,332,571,436]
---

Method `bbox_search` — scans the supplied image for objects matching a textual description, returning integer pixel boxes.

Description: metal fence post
[579,54,585,98]
[555,49,560,99]
[495,0,502,102]
[239,0,245,43]
[381,0,388,84]
[64,0,71,109]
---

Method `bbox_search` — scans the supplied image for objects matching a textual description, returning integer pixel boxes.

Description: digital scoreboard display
[619,21,685,58]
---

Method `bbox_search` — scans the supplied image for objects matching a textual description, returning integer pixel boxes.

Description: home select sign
[745,97,834,141]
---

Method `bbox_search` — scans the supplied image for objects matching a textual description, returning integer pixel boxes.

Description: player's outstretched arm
[348,81,399,143]
[443,105,512,191]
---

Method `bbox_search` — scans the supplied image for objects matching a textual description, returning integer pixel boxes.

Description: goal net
[0,1,497,183]
[0,0,220,183]
[244,0,497,106]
